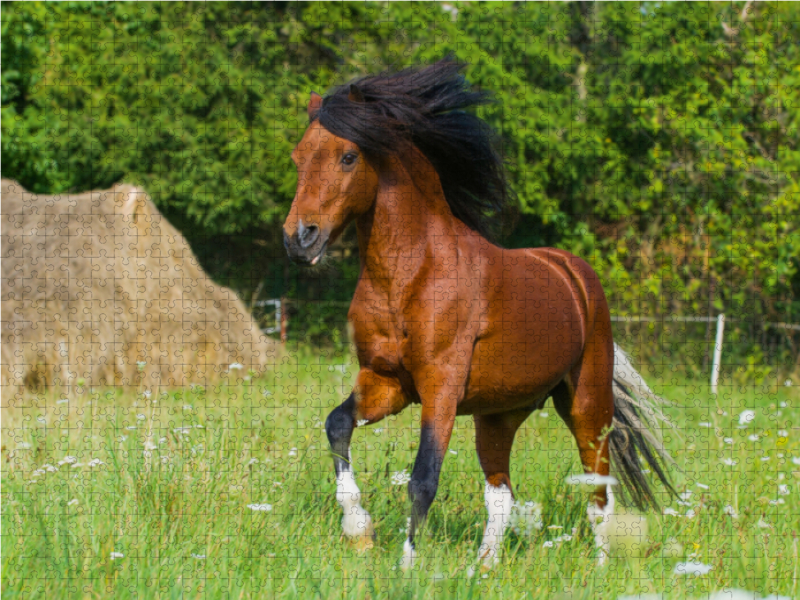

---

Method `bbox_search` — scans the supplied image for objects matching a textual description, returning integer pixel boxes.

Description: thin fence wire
[252,299,800,380]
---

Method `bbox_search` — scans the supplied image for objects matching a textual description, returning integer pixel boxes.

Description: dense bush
[3,2,799,369]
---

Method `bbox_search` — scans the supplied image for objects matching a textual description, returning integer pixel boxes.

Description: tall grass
[2,346,797,599]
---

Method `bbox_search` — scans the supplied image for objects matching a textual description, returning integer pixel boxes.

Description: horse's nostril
[298,224,319,249]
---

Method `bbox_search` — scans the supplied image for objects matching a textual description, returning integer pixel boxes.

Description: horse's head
[283,92,380,265]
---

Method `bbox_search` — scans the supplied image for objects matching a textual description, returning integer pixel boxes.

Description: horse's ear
[348,84,365,103]
[308,92,323,119]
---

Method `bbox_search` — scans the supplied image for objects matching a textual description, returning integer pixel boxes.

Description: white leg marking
[586,484,615,565]
[336,467,373,538]
[477,483,513,569]
[400,538,416,571]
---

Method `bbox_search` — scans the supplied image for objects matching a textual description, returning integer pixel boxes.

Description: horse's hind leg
[551,352,615,509]
[470,409,533,573]
[551,347,616,562]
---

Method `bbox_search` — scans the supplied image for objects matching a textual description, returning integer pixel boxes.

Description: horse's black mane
[313,57,515,242]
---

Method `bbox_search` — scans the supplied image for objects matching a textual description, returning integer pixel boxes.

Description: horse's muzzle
[283,225,328,266]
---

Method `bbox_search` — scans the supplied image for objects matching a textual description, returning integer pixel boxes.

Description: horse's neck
[356,153,454,289]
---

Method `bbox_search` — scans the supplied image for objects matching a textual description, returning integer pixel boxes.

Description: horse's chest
[350,305,403,371]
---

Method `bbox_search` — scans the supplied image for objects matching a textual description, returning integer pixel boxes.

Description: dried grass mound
[2,179,279,393]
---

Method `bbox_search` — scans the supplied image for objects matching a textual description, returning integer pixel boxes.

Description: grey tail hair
[609,343,678,510]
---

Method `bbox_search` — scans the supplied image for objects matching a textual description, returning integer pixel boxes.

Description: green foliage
[3,2,799,368]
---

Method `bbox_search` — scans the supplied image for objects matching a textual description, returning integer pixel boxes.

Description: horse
[282,58,675,571]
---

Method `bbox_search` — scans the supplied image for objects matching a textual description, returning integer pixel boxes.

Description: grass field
[2,347,798,599]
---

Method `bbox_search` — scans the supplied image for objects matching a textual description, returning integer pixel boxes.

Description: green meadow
[2,347,798,599]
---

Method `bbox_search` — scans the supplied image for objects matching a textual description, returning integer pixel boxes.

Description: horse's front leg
[401,372,461,571]
[325,369,408,549]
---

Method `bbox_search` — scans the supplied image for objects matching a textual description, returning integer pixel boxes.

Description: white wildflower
[778,485,789,496]
[374,428,384,435]
[722,458,738,466]
[56,398,69,405]
[228,362,244,371]
[543,540,554,548]
[685,509,696,518]
[183,405,193,410]
[509,501,543,536]
[449,450,457,455]
[757,518,772,529]
[674,561,713,576]
[356,419,368,427]
[564,473,618,487]
[777,430,788,437]
[784,379,793,387]
[738,410,756,425]
[143,390,152,399]
[58,456,78,466]
[749,434,759,442]
[680,491,693,501]
[110,552,124,560]
[662,507,680,516]
[699,422,712,428]
[288,448,297,457]
[696,483,710,490]
[540,412,549,418]
[137,414,146,421]
[761,456,770,462]
[392,469,412,485]
[723,505,738,518]
[67,499,79,506]
[792,457,800,465]
[246,503,273,512]
[723,437,734,444]
[87,458,104,467]
[191,553,206,559]
[17,442,32,449]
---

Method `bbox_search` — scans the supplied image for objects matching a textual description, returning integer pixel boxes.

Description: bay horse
[283,58,675,571]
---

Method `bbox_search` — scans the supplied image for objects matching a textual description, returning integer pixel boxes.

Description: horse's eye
[342,153,357,166]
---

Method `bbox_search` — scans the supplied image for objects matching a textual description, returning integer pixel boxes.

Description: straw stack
[2,179,278,393]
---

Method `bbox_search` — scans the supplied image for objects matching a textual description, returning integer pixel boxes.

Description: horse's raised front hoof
[342,513,375,552]
[346,529,375,552]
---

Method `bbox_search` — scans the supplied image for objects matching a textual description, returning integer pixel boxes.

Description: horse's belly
[459,322,583,415]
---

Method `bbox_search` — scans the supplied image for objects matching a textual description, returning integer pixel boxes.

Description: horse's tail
[608,343,677,510]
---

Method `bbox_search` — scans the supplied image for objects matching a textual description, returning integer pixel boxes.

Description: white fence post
[710,313,725,394]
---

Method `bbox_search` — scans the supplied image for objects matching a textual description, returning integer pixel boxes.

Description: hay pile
[2,179,278,392]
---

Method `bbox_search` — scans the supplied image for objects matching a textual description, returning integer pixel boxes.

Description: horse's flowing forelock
[314,57,516,242]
